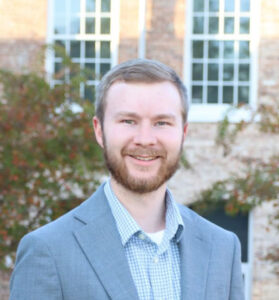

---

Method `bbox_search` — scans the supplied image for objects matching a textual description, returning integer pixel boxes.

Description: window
[46,0,119,102]
[185,0,259,122]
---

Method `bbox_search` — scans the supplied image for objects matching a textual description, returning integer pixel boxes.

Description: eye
[155,121,170,126]
[121,119,135,125]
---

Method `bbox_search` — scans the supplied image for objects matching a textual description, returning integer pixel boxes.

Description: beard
[103,138,183,194]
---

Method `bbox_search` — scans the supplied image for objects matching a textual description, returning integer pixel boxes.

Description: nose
[133,122,157,146]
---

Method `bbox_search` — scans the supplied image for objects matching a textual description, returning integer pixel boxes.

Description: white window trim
[184,0,261,123]
[45,0,120,87]
[241,209,253,300]
[138,0,146,58]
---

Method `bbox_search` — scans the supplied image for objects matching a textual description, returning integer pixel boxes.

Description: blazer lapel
[179,209,212,300]
[73,186,139,300]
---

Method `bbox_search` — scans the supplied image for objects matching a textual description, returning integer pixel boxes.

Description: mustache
[122,147,166,158]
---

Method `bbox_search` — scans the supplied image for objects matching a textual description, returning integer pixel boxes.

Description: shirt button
[138,233,145,240]
[153,256,159,263]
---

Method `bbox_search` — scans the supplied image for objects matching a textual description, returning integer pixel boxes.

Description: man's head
[93,59,188,194]
[95,58,189,127]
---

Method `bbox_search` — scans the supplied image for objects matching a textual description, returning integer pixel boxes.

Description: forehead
[104,81,183,116]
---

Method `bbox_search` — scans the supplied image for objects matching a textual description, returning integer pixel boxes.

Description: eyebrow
[114,112,176,120]
[115,111,176,121]
[153,114,176,121]
[114,112,139,119]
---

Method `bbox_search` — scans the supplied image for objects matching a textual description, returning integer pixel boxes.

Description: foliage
[0,56,104,269]
[180,152,191,170]
[192,156,279,216]
[215,115,247,156]
[216,101,279,156]
[257,103,279,133]
[193,102,279,275]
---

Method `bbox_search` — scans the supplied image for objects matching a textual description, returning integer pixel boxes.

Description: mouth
[130,155,159,161]
[122,148,166,165]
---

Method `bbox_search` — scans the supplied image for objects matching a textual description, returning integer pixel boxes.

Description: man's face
[93,81,187,194]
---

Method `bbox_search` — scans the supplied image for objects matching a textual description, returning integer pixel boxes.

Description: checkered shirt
[104,180,184,300]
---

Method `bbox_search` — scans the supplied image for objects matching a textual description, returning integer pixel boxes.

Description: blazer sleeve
[10,233,63,300]
[229,233,245,300]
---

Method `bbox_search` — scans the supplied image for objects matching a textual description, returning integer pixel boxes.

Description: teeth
[134,156,156,161]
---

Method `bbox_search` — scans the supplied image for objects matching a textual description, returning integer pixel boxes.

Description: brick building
[0,0,279,299]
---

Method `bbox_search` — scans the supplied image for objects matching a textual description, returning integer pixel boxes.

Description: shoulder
[20,184,107,247]
[177,204,241,267]
[177,203,238,244]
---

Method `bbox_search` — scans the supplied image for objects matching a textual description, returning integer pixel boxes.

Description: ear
[93,116,104,148]
[182,123,188,141]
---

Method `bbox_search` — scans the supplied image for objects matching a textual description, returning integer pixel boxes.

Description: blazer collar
[73,184,139,300]
[72,186,212,300]
[179,206,212,300]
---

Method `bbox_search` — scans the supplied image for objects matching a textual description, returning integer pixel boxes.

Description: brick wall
[146,0,185,77]
[259,0,279,109]
[0,0,47,72]
[170,123,279,300]
[118,0,139,62]
[168,0,279,298]
[1,1,279,299]
[0,2,47,296]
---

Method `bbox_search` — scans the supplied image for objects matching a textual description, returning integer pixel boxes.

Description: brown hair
[95,58,188,125]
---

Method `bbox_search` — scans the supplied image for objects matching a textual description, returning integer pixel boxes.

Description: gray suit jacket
[10,184,244,300]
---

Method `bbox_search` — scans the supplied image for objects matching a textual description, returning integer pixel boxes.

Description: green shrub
[0,62,104,269]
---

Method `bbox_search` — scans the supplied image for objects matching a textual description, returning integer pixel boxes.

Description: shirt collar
[104,179,184,246]
[165,189,184,243]
[104,180,140,245]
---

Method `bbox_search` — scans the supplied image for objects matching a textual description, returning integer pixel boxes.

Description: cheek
[164,138,184,156]
[104,127,131,148]
[159,130,184,145]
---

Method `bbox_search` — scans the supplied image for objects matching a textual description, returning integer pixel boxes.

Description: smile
[131,155,158,161]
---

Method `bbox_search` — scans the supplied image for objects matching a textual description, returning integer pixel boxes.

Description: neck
[110,178,167,233]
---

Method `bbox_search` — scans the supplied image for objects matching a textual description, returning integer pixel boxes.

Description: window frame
[184,0,260,123]
[45,0,120,100]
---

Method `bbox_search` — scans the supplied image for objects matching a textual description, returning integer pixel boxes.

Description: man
[10,59,244,300]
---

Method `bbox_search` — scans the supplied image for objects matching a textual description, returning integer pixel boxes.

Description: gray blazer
[10,184,244,300]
